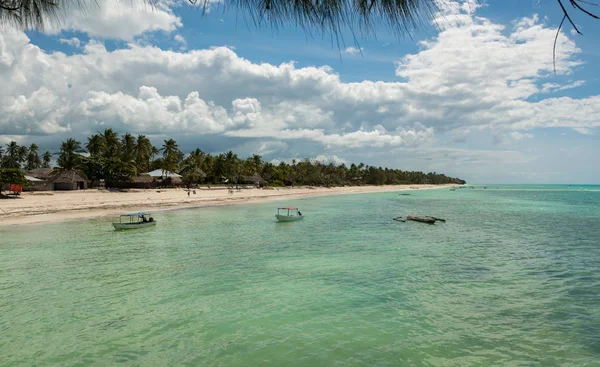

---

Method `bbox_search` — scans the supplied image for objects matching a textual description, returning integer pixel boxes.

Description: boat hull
[275,215,304,222]
[113,221,156,230]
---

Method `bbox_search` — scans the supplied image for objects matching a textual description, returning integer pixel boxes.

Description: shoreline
[0,184,456,226]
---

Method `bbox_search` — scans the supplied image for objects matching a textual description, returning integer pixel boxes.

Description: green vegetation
[0,131,465,186]
[0,168,28,193]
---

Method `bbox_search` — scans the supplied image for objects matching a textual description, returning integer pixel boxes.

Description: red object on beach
[9,184,22,193]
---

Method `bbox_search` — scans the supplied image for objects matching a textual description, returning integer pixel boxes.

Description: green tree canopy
[21,131,466,187]
[0,168,28,192]
[1,141,26,169]
[57,138,85,171]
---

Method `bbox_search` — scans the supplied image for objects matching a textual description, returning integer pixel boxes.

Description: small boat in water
[275,207,304,222]
[113,212,156,230]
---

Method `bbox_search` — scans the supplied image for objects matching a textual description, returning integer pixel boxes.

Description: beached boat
[275,207,304,222]
[113,212,156,230]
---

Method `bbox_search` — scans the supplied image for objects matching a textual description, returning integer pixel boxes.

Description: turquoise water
[1,185,600,366]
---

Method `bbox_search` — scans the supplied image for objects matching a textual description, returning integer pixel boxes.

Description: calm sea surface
[1,185,599,366]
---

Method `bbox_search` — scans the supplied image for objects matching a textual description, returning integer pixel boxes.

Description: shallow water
[1,185,599,366]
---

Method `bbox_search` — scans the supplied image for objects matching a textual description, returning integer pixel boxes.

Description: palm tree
[223,150,240,182]
[161,138,181,175]
[2,141,26,168]
[57,138,85,171]
[25,143,41,170]
[86,133,105,156]
[101,128,121,159]
[184,148,205,171]
[251,154,263,174]
[134,134,154,173]
[42,151,52,168]
[121,133,136,157]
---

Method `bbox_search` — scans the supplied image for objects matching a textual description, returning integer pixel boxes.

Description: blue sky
[2,0,599,183]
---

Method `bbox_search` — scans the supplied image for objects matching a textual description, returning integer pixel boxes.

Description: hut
[24,167,54,179]
[141,169,184,187]
[49,170,88,190]
[23,175,53,191]
[142,169,182,179]
[240,172,268,187]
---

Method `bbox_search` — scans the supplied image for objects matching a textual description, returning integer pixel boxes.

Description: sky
[0,0,599,184]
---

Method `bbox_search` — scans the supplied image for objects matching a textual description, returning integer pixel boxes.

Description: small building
[49,170,88,190]
[23,175,53,191]
[142,169,183,187]
[240,172,268,187]
[142,169,182,179]
[24,167,54,179]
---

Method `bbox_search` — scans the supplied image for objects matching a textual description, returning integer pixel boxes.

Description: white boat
[113,212,156,230]
[275,207,304,222]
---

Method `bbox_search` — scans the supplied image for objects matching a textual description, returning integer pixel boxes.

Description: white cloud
[572,127,594,135]
[343,46,363,55]
[45,0,182,40]
[174,34,187,49]
[509,132,534,141]
[313,155,347,165]
[59,37,82,48]
[541,80,585,93]
[75,87,234,133]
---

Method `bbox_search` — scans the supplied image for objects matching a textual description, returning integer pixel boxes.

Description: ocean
[1,185,599,366]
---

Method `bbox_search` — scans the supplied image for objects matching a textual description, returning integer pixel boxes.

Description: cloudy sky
[1,0,599,183]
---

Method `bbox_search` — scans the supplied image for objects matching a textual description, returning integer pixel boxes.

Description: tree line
[0,129,465,187]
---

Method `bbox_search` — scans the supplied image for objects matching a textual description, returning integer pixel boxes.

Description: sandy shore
[0,184,455,226]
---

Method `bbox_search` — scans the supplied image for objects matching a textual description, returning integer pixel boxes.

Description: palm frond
[0,0,61,30]
[218,0,437,40]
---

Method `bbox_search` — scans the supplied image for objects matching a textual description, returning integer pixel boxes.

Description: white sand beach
[0,184,454,226]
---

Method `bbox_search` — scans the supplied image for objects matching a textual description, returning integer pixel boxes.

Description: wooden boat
[393,216,445,224]
[275,207,304,222]
[113,212,156,230]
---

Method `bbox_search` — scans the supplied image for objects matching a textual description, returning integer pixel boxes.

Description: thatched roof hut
[49,170,88,190]
[241,172,268,187]
[24,167,54,179]
[132,174,154,184]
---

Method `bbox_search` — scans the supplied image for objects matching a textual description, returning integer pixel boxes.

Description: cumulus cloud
[45,0,182,40]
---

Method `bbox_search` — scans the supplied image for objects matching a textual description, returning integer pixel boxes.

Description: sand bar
[0,184,454,226]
